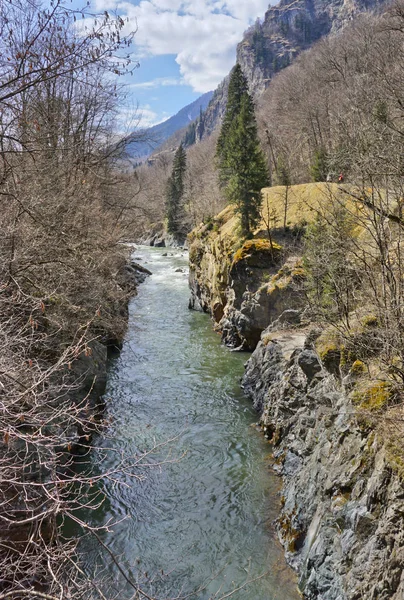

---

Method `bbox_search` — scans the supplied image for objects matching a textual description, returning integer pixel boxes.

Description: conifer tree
[165,143,187,238]
[311,147,328,182]
[216,65,269,238]
[216,64,249,187]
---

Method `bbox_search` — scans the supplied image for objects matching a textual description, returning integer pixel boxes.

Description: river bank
[187,194,404,599]
[0,249,148,591]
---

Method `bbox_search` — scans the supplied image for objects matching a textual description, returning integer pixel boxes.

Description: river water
[77,247,300,600]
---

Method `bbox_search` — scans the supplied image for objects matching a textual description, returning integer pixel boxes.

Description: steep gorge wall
[188,212,305,349]
[188,183,339,349]
[243,330,404,599]
[239,0,388,97]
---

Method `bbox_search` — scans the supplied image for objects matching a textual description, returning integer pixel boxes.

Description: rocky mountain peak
[238,0,388,97]
[179,0,387,147]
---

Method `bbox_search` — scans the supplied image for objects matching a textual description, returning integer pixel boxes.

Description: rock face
[188,204,306,350]
[140,225,188,249]
[238,0,387,98]
[242,329,404,599]
[192,0,387,142]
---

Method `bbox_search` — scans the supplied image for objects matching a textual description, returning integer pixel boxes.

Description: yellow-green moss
[353,381,392,410]
[316,331,342,373]
[291,266,306,280]
[232,238,282,264]
[271,263,292,281]
[350,360,366,375]
[263,259,306,297]
[362,314,379,328]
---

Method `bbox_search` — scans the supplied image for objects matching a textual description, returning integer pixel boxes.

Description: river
[76,246,300,600]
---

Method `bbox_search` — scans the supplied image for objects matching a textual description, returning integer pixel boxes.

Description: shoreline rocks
[242,329,404,599]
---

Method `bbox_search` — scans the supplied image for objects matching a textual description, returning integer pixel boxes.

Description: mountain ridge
[127,90,213,161]
[188,0,388,143]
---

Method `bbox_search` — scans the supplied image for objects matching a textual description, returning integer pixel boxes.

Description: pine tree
[165,144,187,238]
[311,147,328,182]
[183,122,196,147]
[216,64,249,187]
[216,66,269,238]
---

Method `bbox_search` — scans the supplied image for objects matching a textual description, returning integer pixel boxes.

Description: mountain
[238,0,388,97]
[127,91,214,161]
[189,0,387,143]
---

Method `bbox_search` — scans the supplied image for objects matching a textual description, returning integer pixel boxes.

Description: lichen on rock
[242,328,404,599]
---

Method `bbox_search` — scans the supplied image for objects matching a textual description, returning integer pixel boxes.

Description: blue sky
[86,0,272,128]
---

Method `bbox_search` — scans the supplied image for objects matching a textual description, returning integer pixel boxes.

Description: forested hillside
[125,90,213,162]
[133,0,397,241]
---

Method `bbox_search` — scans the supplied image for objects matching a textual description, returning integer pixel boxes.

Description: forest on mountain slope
[135,3,404,239]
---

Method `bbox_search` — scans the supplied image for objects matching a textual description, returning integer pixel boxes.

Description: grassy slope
[207,182,353,244]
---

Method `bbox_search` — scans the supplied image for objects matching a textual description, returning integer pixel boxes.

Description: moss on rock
[232,238,282,267]
[361,314,379,328]
[350,360,366,375]
[316,331,342,375]
[353,380,392,410]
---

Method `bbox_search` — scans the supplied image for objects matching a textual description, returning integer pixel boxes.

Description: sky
[87,0,272,128]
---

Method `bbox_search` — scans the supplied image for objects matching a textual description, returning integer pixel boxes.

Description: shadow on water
[68,246,300,600]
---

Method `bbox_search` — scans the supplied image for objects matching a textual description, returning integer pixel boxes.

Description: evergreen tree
[277,155,291,187]
[216,66,269,238]
[183,121,196,147]
[165,144,187,238]
[311,147,328,182]
[216,64,249,187]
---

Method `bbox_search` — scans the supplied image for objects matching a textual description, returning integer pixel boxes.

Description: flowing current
[77,247,300,600]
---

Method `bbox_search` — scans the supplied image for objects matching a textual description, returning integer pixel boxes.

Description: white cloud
[112,0,271,92]
[117,104,166,129]
[137,105,167,127]
[129,77,184,89]
[93,0,120,10]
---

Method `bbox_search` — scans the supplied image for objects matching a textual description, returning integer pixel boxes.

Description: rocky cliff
[188,182,404,599]
[242,327,404,599]
[238,0,388,97]
[188,183,341,349]
[194,0,387,141]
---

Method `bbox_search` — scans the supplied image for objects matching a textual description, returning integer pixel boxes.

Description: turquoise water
[76,247,299,600]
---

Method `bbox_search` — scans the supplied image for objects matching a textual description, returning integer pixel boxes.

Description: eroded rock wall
[188,208,306,350]
[243,330,404,600]
[238,0,387,99]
